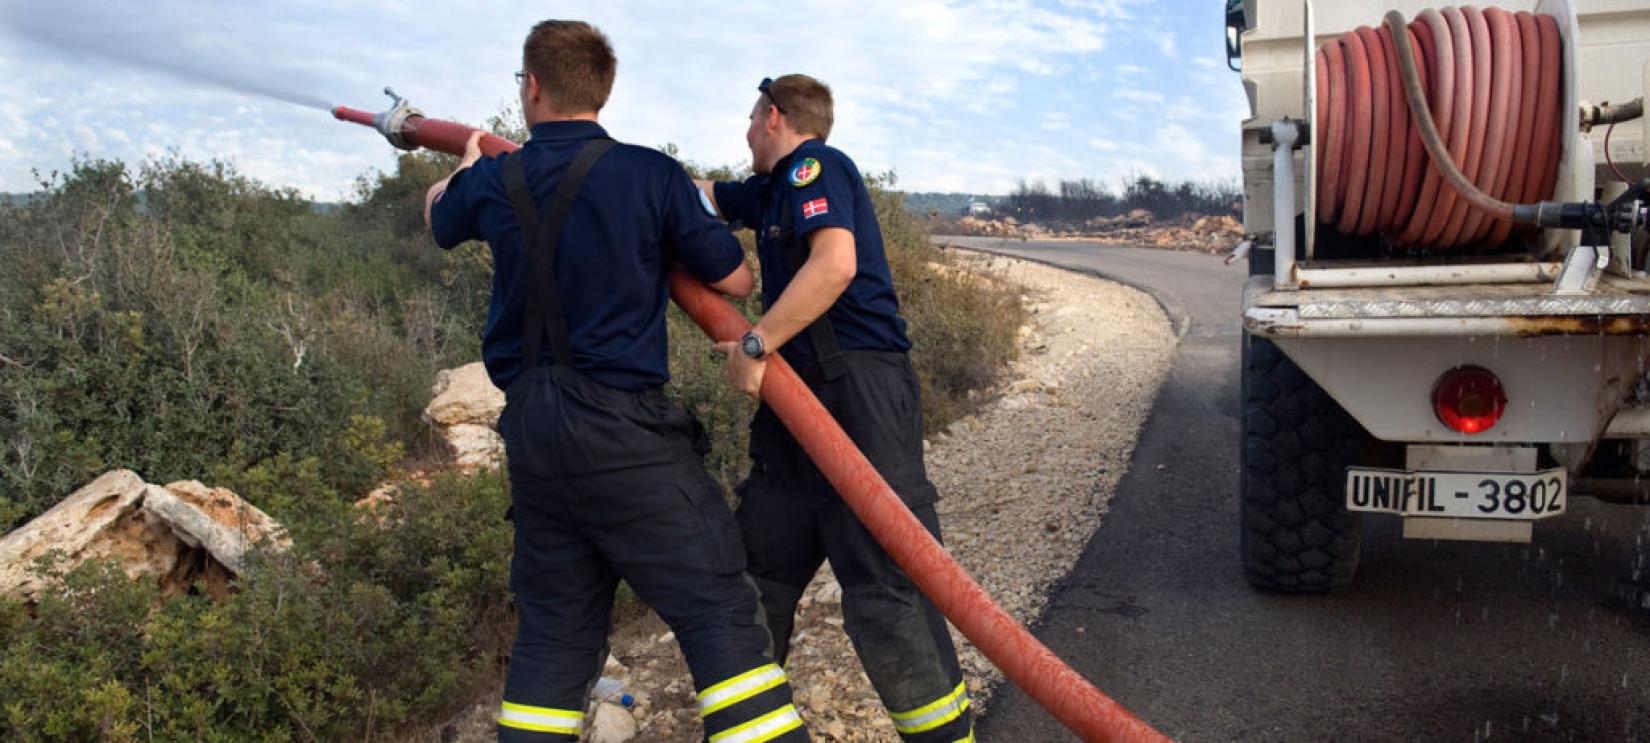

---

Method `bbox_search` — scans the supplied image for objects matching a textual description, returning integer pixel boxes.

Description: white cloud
[0,0,1240,196]
[1052,0,1154,21]
[1042,112,1072,131]
[1114,122,1237,183]
[1018,58,1058,76]
[982,76,1019,96]
[1114,88,1165,104]
[1142,28,1177,57]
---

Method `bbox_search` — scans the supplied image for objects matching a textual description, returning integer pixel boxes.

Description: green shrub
[0,143,1023,740]
[0,159,486,530]
[0,470,513,742]
[871,173,1025,430]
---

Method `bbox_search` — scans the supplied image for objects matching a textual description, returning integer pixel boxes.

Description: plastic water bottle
[592,676,635,707]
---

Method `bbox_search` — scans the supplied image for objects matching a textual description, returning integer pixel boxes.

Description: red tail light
[1432,365,1507,434]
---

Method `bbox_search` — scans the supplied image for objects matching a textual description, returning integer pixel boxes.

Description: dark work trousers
[498,365,808,742]
[736,351,973,742]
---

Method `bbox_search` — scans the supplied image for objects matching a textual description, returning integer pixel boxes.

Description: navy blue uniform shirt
[712,139,910,369]
[430,121,745,391]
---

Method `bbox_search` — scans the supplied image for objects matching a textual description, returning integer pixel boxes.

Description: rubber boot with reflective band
[700,663,808,742]
[709,704,807,743]
[497,702,583,739]
[888,681,972,741]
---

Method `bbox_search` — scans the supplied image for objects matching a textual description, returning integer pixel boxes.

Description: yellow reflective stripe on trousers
[498,702,583,735]
[888,681,969,734]
[698,663,789,716]
[707,703,805,743]
[954,730,977,743]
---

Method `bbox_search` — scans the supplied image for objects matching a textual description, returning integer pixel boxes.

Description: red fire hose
[1314,7,1563,251]
[334,105,1170,743]
[671,273,1166,743]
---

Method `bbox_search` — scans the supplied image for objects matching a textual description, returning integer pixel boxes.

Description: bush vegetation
[0,133,1023,738]
[0,155,490,529]
[996,173,1239,225]
[0,467,513,741]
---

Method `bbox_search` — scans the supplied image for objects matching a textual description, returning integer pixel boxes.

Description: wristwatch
[740,330,768,359]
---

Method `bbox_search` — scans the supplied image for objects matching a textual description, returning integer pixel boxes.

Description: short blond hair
[766,74,834,141]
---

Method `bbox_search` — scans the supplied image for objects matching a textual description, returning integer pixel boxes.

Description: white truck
[1229,0,1650,590]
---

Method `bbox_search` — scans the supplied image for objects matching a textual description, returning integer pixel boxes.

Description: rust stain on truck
[1506,315,1650,337]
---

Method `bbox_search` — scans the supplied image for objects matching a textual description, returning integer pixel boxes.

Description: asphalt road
[938,236,1650,742]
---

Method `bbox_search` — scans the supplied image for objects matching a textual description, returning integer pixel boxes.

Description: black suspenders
[776,197,849,382]
[501,139,615,370]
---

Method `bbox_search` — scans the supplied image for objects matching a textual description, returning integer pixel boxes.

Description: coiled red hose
[1315,6,1563,251]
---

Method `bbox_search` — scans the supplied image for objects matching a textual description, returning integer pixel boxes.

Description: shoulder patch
[789,157,822,187]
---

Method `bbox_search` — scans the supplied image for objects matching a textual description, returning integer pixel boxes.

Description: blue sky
[0,0,1249,199]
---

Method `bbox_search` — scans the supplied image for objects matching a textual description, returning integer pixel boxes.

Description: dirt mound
[944,210,1243,253]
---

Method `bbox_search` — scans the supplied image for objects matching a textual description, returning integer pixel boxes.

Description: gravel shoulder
[447,250,1176,742]
[928,249,1175,710]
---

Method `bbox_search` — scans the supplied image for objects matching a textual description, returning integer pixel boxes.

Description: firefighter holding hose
[422,20,808,742]
[698,74,975,743]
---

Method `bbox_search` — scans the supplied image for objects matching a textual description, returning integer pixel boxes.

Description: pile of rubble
[956,214,1025,238]
[1103,213,1242,253]
[950,209,1243,253]
[1083,208,1157,230]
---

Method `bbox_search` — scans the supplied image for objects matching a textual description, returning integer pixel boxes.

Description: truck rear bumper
[1244,274,1650,338]
[1241,276,1650,444]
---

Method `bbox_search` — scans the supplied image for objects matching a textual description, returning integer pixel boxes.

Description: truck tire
[1241,334,1365,592]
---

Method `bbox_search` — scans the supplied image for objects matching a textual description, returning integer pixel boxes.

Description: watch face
[741,333,764,357]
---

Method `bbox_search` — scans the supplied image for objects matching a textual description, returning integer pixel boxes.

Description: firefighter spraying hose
[334,88,1169,743]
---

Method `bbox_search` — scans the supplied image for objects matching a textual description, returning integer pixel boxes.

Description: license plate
[1345,467,1567,520]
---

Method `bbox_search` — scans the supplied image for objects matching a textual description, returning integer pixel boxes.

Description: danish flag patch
[801,197,829,219]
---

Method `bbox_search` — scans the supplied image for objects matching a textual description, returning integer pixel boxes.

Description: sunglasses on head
[758,77,787,115]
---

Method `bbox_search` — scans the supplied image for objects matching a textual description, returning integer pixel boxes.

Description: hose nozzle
[332,88,424,151]
[333,86,520,161]
[371,88,424,150]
